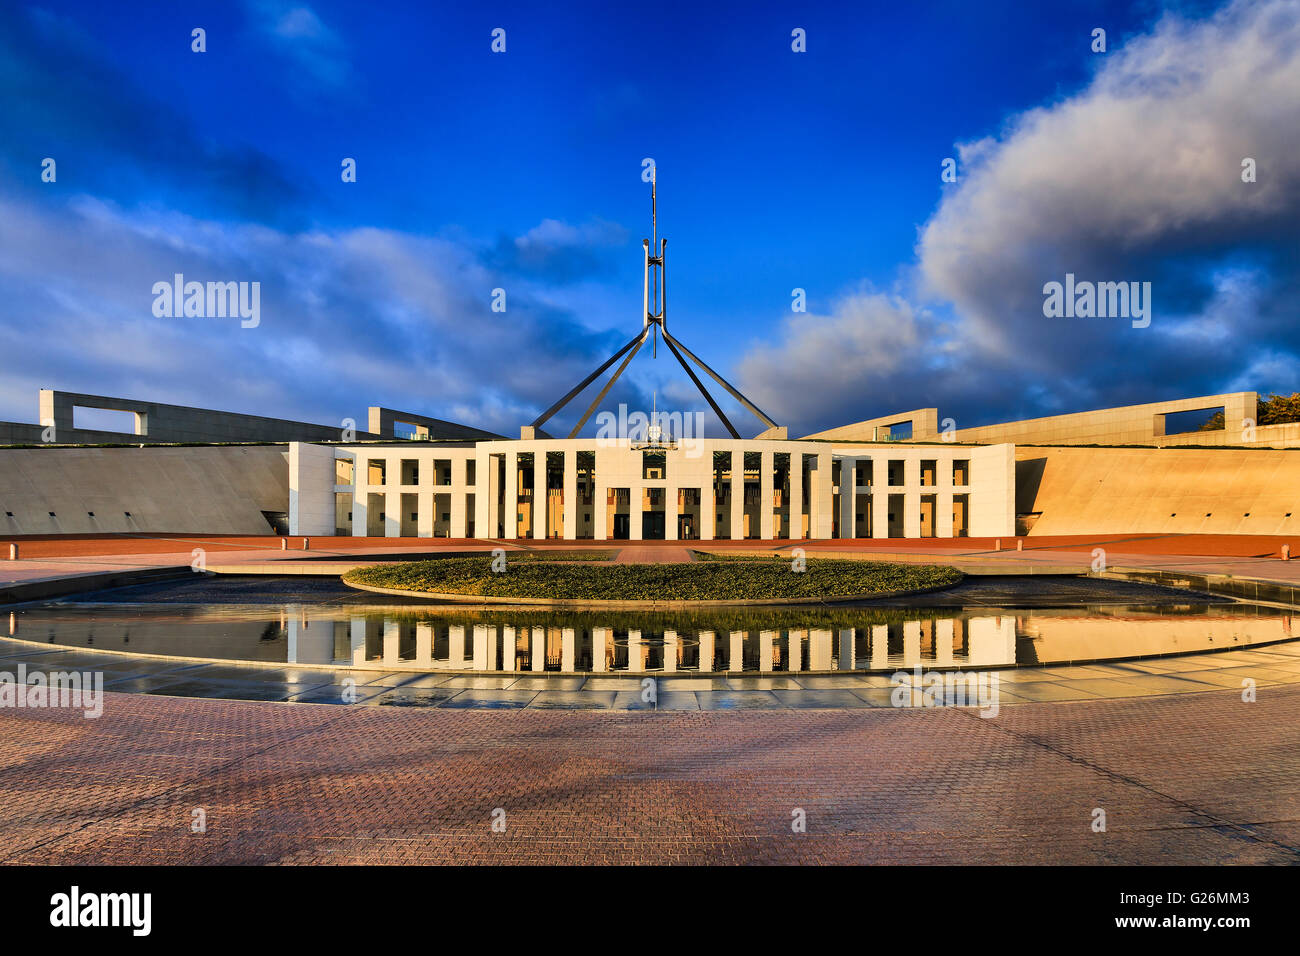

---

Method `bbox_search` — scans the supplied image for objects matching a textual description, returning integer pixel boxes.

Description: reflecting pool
[6,575,1294,674]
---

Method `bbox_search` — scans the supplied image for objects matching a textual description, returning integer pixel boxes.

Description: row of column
[300,621,1002,671]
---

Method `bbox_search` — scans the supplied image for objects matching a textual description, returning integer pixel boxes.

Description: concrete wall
[946,392,1257,446]
[805,392,1300,448]
[803,408,940,442]
[1018,445,1300,536]
[0,444,289,534]
[289,442,337,536]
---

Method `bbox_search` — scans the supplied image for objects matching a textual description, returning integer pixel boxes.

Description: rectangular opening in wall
[368,460,387,485]
[433,459,452,485]
[334,492,353,535]
[953,494,969,537]
[920,460,936,486]
[400,493,418,536]
[887,494,905,537]
[334,458,355,485]
[882,421,912,440]
[393,420,427,440]
[920,494,936,537]
[466,459,476,486]
[953,459,969,485]
[400,459,419,485]
[1163,407,1225,436]
[73,407,137,434]
[642,450,666,480]
[888,460,904,486]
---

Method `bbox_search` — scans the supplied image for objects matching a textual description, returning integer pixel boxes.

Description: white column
[788,453,803,539]
[562,451,578,540]
[870,624,889,669]
[838,628,855,671]
[476,451,492,539]
[531,626,545,672]
[729,631,745,671]
[730,451,744,540]
[593,460,608,540]
[837,463,857,541]
[416,622,433,667]
[351,456,368,537]
[417,491,434,538]
[666,487,679,540]
[592,627,608,672]
[561,627,576,672]
[451,458,468,538]
[699,630,715,671]
[937,491,955,538]
[629,484,643,540]
[350,616,367,666]
[702,467,716,541]
[809,629,833,670]
[449,625,466,669]
[503,451,518,539]
[873,480,889,539]
[472,624,489,670]
[936,618,955,667]
[628,629,643,671]
[759,450,774,540]
[663,630,678,672]
[787,629,802,672]
[904,458,921,538]
[813,452,833,539]
[384,489,400,538]
[532,452,547,539]
[502,625,517,671]
[759,630,777,672]
[383,620,400,665]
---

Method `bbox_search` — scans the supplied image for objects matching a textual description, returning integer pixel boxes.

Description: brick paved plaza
[2,682,1297,865]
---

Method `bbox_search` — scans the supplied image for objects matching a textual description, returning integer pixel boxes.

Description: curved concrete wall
[0,445,289,535]
[1019,446,1300,536]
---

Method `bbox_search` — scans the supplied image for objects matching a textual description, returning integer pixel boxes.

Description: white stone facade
[289,438,1015,540]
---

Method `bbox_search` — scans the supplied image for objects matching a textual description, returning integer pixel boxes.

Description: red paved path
[3,532,1300,559]
[2,685,1297,864]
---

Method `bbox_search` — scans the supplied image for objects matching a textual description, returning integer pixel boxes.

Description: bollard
[7,543,16,560]
[994,538,1000,551]
[1284,544,1291,562]
[281,538,287,550]
[1017,539,1023,551]
[302,537,310,550]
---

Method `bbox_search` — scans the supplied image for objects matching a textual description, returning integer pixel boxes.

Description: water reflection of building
[290,611,1021,673]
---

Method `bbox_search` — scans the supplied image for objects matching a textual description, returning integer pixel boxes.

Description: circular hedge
[342,556,961,604]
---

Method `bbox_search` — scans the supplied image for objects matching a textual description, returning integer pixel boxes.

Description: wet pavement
[4,633,1298,709]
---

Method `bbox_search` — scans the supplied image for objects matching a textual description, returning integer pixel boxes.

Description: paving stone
[2,683,1298,864]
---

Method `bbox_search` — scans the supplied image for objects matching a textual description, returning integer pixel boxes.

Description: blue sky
[1,0,1296,438]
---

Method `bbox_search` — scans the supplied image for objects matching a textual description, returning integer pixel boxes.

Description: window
[920,460,936,486]
[642,451,666,480]
[887,460,904,485]
[335,459,355,484]
[953,460,969,485]
[466,460,476,486]
[400,459,419,485]
[368,460,387,485]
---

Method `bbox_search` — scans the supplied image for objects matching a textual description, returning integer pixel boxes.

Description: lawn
[343,556,962,602]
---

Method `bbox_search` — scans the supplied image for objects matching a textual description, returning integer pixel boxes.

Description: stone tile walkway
[1,681,1297,864]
